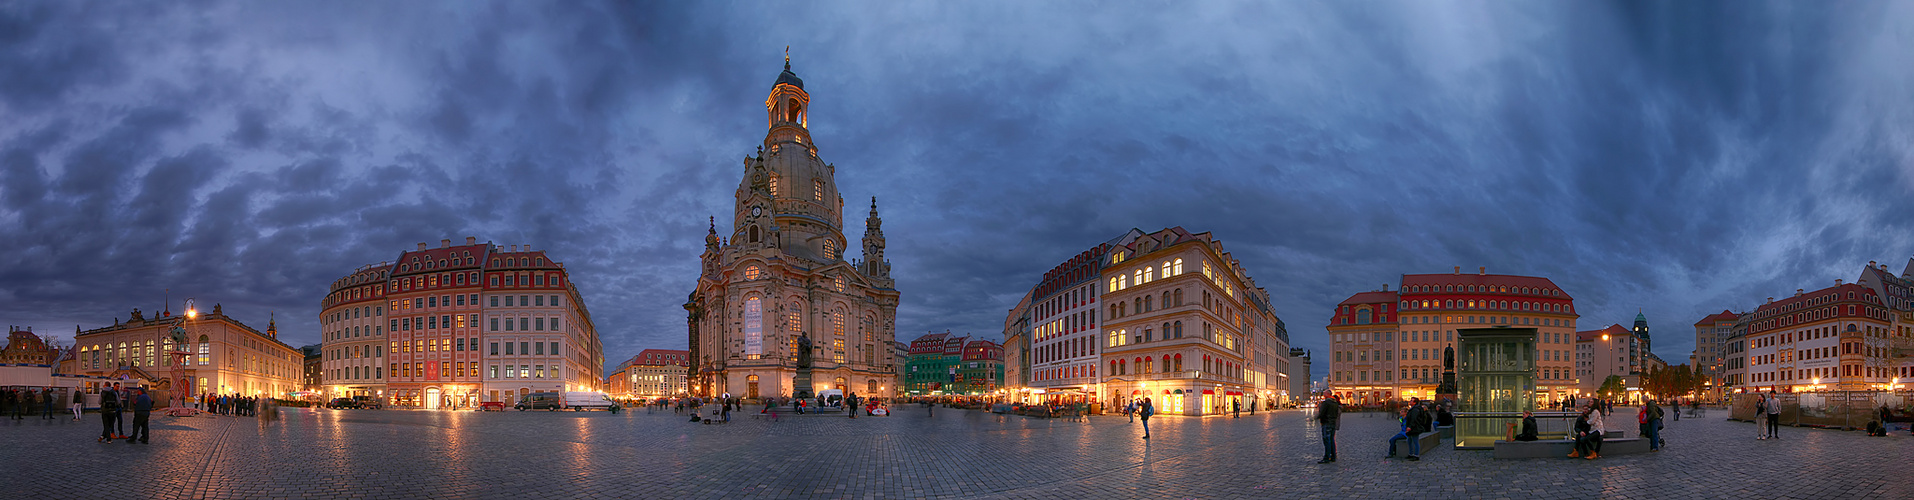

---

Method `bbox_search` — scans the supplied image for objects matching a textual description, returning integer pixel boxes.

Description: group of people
[200,393,261,416]
[3,388,61,420]
[95,383,155,444]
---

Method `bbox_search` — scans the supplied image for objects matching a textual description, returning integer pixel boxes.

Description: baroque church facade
[685,58,899,400]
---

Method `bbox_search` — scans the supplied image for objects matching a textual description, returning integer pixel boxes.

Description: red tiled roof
[1692,310,1738,327]
[1335,291,1399,307]
[1751,283,1877,315]
[1399,273,1571,299]
[1575,324,1630,342]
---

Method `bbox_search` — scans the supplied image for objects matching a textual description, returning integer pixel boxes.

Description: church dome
[774,62,804,90]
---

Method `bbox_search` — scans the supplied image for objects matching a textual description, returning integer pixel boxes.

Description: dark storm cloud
[1,1,1911,380]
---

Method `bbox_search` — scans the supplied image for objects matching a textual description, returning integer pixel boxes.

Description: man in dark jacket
[1515,411,1540,441]
[98,388,121,443]
[128,388,154,444]
[1316,395,1341,463]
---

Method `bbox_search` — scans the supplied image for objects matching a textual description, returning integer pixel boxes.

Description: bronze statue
[1443,346,1455,370]
[796,334,814,368]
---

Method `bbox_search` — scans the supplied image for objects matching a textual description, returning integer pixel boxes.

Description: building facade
[1287,347,1312,404]
[1576,324,1648,401]
[73,305,302,400]
[319,237,606,409]
[607,349,690,398]
[1020,245,1108,403]
[685,58,900,400]
[1742,283,1895,393]
[1328,267,1579,405]
[1100,227,1291,416]
[3,327,58,365]
[904,332,964,396]
[301,345,322,394]
[1692,310,1738,399]
[954,340,1004,395]
[319,263,391,401]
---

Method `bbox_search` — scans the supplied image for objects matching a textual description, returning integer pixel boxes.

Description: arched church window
[787,99,802,123]
[823,239,836,260]
[744,266,761,281]
[750,226,760,243]
[814,180,824,202]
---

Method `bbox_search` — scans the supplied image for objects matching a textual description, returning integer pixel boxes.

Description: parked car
[328,398,359,409]
[562,392,621,412]
[515,392,563,411]
[351,395,382,410]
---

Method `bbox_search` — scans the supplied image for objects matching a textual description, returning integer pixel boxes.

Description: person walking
[1671,399,1681,422]
[847,393,858,419]
[1765,392,1781,439]
[1139,397,1155,439]
[42,389,56,420]
[70,389,84,421]
[1232,399,1241,419]
[1640,399,1663,451]
[97,388,120,443]
[1316,394,1341,463]
[128,388,153,444]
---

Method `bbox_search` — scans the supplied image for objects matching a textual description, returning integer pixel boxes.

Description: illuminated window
[1108,278,1118,293]
[787,302,802,332]
[770,175,779,196]
[1119,275,1128,290]
[814,180,824,201]
[823,239,836,260]
[832,310,845,337]
[1173,258,1184,275]
[834,274,845,292]
[1203,261,1213,280]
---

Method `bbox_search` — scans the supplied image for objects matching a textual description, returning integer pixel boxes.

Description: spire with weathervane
[860,196,890,281]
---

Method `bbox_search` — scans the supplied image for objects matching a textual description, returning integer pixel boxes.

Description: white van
[561,391,621,411]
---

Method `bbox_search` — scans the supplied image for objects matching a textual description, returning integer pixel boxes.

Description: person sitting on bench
[1867,420,1888,437]
[1515,410,1540,441]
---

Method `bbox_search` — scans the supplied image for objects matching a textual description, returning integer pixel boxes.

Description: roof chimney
[524,244,531,252]
[510,244,518,252]
[1796,289,1804,297]
[466,236,476,245]
[1767,297,1774,304]
[417,242,427,251]
[441,239,451,248]
[1382,284,1389,292]
[1479,266,1486,275]
[1454,266,1461,275]
[1836,279,1843,286]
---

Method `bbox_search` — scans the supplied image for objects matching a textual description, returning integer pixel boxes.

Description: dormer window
[814,180,824,201]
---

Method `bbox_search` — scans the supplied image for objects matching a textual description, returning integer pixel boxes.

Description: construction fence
[1729,391,1914,430]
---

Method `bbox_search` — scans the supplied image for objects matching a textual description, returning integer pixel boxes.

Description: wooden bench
[1389,431,1443,457]
[1493,436,1648,459]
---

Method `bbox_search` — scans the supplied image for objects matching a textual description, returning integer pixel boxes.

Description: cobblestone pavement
[2,404,1911,499]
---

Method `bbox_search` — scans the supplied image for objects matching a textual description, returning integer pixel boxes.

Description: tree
[1597,375,1627,401]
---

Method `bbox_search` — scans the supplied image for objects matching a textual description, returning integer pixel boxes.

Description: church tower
[1632,310,1650,351]
[687,53,900,401]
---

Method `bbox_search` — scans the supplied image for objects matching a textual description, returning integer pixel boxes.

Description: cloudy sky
[4,2,1912,379]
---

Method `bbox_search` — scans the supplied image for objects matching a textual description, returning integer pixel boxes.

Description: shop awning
[1226,391,1243,396]
[1201,390,1215,394]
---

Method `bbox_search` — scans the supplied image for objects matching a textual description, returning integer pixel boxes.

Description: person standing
[111,383,128,438]
[1232,399,1241,419]
[847,393,858,419]
[1640,400,1663,451]
[97,388,120,443]
[1316,394,1341,463]
[1671,399,1680,422]
[128,388,153,444]
[1139,397,1155,439]
[1754,395,1769,440]
[70,389,84,421]
[1765,392,1781,439]
[42,389,56,420]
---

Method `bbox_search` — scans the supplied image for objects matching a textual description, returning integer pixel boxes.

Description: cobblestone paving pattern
[2,405,1911,499]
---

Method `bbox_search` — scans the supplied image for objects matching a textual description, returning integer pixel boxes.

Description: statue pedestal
[793,368,814,399]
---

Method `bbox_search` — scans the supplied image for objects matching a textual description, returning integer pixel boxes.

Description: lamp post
[165,299,199,414]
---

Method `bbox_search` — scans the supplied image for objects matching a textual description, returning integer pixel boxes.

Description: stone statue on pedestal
[1436,346,1458,397]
